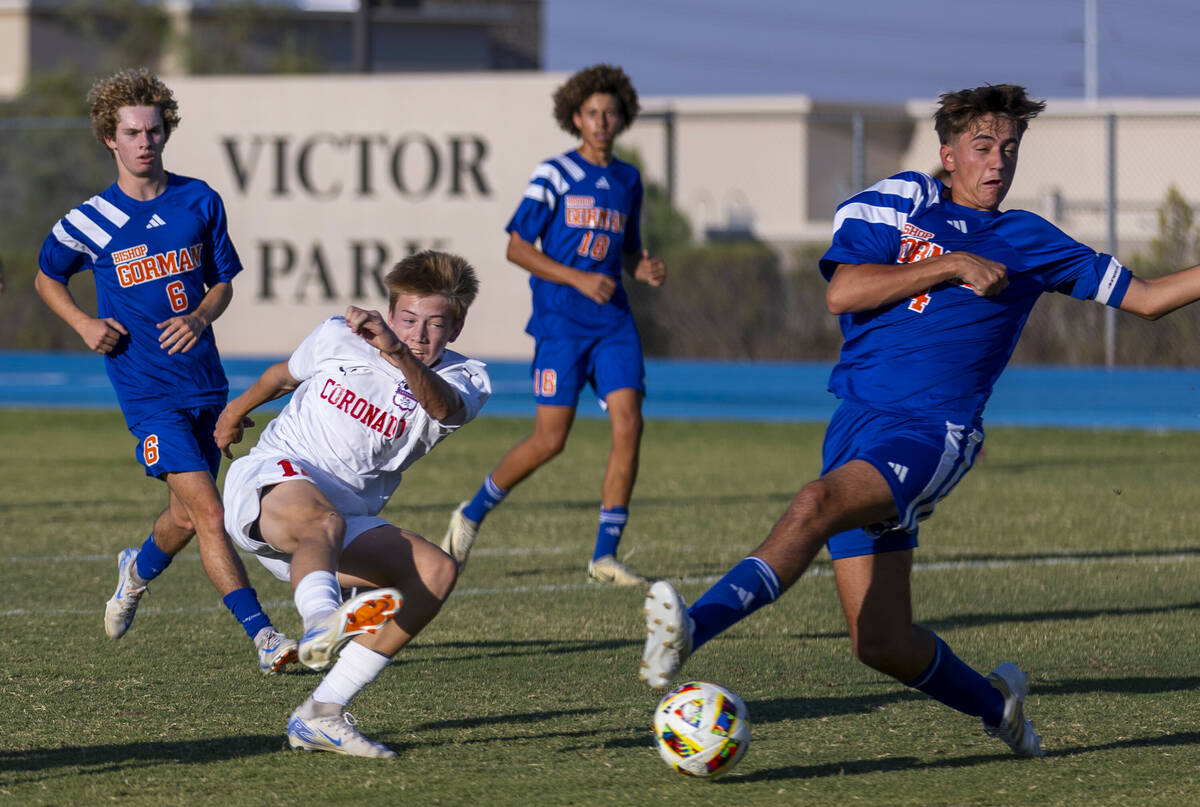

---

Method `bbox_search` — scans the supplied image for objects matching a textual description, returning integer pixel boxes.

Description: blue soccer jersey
[507,150,644,337]
[38,173,242,425]
[819,171,1133,424]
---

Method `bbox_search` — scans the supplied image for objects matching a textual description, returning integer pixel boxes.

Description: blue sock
[593,506,627,560]
[689,556,782,650]
[905,633,1005,725]
[134,534,173,582]
[222,587,273,640]
[463,474,508,524]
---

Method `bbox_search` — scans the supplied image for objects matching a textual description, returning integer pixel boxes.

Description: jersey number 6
[166,280,188,313]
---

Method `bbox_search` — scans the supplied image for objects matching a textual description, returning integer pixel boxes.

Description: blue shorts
[822,402,984,560]
[129,405,223,479]
[531,320,645,407]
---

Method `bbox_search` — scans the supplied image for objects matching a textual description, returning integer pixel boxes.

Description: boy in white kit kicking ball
[216,250,491,757]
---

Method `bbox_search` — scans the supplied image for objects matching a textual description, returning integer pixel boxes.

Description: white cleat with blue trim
[104,547,147,640]
[286,698,396,758]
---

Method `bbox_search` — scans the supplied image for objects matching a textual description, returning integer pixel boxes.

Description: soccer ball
[652,681,751,778]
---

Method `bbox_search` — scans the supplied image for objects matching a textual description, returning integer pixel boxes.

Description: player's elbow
[825,285,857,316]
[825,266,866,315]
[1121,297,1168,321]
[505,232,530,265]
[33,270,52,296]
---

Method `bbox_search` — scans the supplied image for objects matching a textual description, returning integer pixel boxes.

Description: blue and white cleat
[104,547,147,640]
[983,662,1045,757]
[297,587,401,672]
[255,628,299,675]
[287,697,396,758]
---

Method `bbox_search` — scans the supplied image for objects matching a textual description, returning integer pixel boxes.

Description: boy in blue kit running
[34,68,295,674]
[639,84,1200,757]
[444,64,667,585]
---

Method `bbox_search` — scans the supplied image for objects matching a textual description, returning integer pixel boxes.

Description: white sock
[311,641,391,707]
[294,570,341,629]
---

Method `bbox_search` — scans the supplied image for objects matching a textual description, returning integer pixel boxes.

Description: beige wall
[166,73,569,360]
[640,97,812,242]
[159,74,1200,358]
[0,1,29,98]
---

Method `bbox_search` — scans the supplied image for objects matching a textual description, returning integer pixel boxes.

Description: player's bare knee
[294,509,345,552]
[610,409,643,441]
[611,425,643,454]
[320,510,346,543]
[425,548,459,599]
[192,500,226,538]
[532,431,568,461]
[788,480,839,529]
[851,632,903,674]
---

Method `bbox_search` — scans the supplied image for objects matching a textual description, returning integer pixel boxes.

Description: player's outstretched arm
[157,281,232,355]
[507,230,616,304]
[214,361,299,458]
[1119,264,1200,321]
[33,270,128,353]
[826,252,1008,314]
[344,305,464,422]
[624,249,667,287]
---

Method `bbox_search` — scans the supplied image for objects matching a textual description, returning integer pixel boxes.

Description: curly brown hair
[386,250,480,327]
[934,84,1046,145]
[87,68,181,152]
[552,64,640,137]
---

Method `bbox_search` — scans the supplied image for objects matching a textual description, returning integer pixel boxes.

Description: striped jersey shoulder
[522,152,587,211]
[832,171,943,235]
[50,190,132,261]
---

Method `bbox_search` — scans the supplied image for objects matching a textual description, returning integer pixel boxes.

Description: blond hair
[87,68,180,152]
[386,251,480,326]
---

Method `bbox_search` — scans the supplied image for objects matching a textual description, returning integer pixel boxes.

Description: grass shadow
[729,730,1200,783]
[0,734,282,779]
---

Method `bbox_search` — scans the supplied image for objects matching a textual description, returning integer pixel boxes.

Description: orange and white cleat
[297,587,401,671]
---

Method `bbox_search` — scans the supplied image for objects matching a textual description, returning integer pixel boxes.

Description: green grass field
[1,409,1197,806]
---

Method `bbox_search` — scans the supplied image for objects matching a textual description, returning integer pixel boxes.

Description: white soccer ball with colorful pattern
[653,681,751,778]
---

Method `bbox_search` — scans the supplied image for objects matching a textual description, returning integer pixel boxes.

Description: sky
[543,0,1200,104]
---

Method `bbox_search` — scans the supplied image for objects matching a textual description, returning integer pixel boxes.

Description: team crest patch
[393,383,419,412]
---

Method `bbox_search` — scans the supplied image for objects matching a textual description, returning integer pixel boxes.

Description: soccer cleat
[255,628,299,675]
[298,587,401,672]
[983,662,1045,757]
[286,698,397,758]
[587,554,648,586]
[441,502,479,567]
[104,547,147,640]
[639,580,693,690]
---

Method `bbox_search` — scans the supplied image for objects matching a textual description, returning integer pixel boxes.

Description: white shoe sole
[639,580,691,689]
[298,588,401,671]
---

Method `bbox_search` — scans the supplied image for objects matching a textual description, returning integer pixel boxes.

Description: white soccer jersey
[248,316,491,515]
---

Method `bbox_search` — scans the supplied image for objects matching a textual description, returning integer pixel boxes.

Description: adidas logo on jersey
[947,219,968,233]
[146,214,166,229]
[595,177,610,189]
[888,461,909,483]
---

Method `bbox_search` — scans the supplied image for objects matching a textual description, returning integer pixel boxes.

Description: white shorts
[223,452,388,582]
